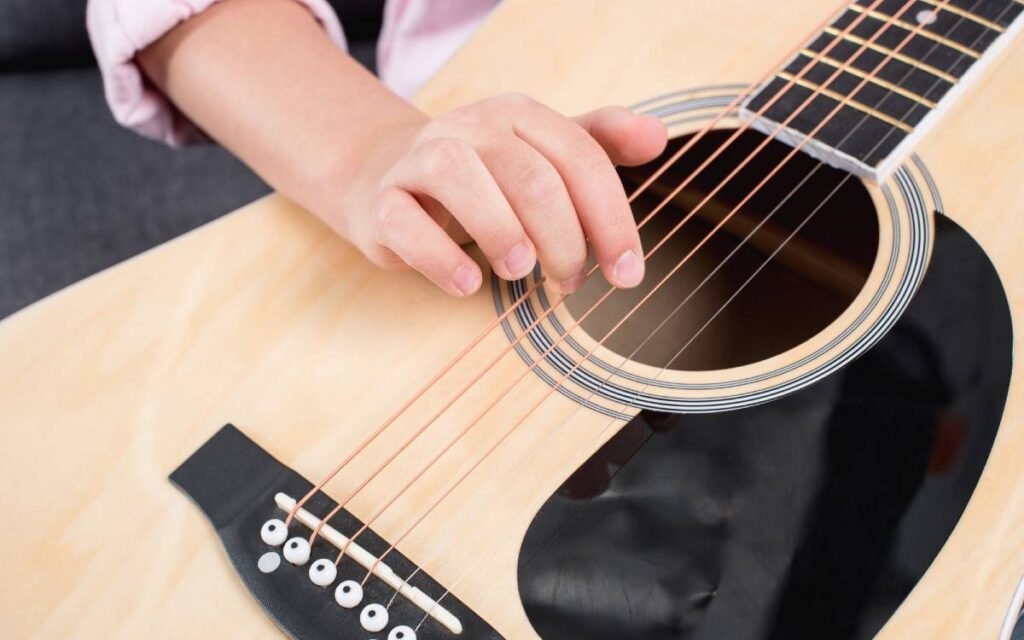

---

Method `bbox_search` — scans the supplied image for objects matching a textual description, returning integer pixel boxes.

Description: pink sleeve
[86,0,347,146]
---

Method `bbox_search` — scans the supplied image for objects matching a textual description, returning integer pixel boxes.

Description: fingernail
[452,264,481,296]
[613,250,644,288]
[560,270,588,293]
[503,242,535,279]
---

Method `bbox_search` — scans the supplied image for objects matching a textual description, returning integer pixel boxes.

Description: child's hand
[330,94,668,296]
[136,3,667,297]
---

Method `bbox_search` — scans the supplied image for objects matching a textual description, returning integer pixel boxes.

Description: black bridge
[171,425,501,639]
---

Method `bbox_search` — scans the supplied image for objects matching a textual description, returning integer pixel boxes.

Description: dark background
[0,0,382,319]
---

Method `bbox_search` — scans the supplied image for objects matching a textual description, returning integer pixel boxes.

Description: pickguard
[517,214,1012,639]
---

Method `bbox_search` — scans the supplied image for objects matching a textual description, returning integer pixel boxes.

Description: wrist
[301,106,429,238]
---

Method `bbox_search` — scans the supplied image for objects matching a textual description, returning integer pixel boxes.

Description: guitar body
[2,1,1023,638]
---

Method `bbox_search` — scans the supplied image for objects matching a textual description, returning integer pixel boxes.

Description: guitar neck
[740,0,1024,181]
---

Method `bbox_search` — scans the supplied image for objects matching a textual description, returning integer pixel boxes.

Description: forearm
[133,0,664,296]
[137,0,426,227]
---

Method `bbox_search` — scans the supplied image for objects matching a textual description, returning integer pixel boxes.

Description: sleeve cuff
[86,0,347,146]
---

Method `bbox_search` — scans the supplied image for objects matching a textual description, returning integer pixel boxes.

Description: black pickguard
[517,214,1013,639]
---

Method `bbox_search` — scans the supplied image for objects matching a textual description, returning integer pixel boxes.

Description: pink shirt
[86,0,499,145]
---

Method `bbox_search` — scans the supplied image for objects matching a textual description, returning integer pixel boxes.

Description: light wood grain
[1,1,1022,638]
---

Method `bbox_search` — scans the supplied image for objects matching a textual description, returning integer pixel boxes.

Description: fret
[822,26,958,82]
[775,71,915,132]
[870,0,1002,52]
[831,12,976,78]
[800,48,938,107]
[747,77,911,166]
[847,3,983,57]
[864,0,999,52]
[784,54,931,126]
[806,35,956,102]
[918,0,1007,32]
[740,0,1024,181]
[942,0,1023,28]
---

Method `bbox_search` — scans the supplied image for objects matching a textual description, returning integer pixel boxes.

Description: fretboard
[740,0,1024,181]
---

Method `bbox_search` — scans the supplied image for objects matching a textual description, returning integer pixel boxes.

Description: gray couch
[0,0,380,319]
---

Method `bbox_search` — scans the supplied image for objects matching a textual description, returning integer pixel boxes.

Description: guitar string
[311,0,926,557]
[496,3,998,632]
[416,0,999,630]
[317,0,935,568]
[285,0,863,529]
[511,0,986,583]
[384,147,844,612]
[313,0,919,561]
[292,0,882,538]
[382,0,968,595]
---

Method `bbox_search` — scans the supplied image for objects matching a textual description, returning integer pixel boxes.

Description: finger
[390,137,536,281]
[478,136,588,291]
[501,96,645,288]
[369,187,483,296]
[418,195,472,244]
[573,106,668,167]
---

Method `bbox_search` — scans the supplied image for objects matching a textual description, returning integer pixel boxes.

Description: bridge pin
[335,580,363,608]
[360,603,389,633]
[282,537,311,565]
[260,519,287,546]
[308,558,337,586]
[388,625,416,640]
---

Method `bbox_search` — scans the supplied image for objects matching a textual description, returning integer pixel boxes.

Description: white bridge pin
[388,625,416,640]
[334,580,363,609]
[283,537,311,565]
[308,558,337,586]
[260,519,287,546]
[360,603,389,633]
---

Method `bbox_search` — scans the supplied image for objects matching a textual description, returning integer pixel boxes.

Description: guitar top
[2,1,1024,639]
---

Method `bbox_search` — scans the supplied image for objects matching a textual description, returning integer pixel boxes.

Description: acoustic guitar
[3,0,1024,638]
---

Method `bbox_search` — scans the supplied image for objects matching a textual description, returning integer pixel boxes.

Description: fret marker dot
[916,10,937,26]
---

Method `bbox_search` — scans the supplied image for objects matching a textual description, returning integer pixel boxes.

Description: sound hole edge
[493,86,934,415]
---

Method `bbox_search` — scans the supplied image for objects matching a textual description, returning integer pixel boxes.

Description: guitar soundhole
[564,128,879,371]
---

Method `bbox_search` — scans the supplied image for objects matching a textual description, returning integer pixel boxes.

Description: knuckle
[370,190,408,247]
[515,164,565,205]
[415,137,474,179]
[497,91,534,109]
[376,253,408,272]
[436,106,486,132]
[363,240,406,271]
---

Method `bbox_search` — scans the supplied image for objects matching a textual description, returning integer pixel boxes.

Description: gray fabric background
[0,68,270,318]
[0,0,380,320]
